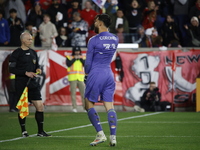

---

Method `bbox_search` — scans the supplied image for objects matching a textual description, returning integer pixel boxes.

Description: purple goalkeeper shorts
[84,69,115,103]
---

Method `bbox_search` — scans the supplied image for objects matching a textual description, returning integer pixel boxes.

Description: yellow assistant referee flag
[16,72,40,119]
[16,87,29,119]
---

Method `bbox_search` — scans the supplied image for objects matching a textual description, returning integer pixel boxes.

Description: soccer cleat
[22,131,29,137]
[90,132,107,146]
[109,135,117,146]
[37,131,52,137]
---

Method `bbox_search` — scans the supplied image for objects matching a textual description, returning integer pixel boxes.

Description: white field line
[119,121,200,124]
[51,135,200,138]
[0,112,162,143]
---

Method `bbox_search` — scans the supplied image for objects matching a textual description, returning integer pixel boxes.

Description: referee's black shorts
[15,77,42,102]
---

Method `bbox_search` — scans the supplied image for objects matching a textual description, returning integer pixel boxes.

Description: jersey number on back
[103,44,116,49]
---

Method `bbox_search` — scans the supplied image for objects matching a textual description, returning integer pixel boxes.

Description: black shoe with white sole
[22,131,29,137]
[37,131,51,137]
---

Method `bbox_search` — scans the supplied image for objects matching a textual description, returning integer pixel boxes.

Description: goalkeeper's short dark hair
[95,14,112,28]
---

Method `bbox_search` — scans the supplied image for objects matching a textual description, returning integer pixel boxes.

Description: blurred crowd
[0,0,200,49]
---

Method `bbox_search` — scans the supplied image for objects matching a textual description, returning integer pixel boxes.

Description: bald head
[20,32,33,49]
[20,32,31,41]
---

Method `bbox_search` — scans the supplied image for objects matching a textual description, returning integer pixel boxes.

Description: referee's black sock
[35,111,44,133]
[18,113,26,132]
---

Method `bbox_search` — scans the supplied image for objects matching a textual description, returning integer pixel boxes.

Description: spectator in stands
[152,35,163,47]
[27,1,45,29]
[184,16,200,47]
[145,27,159,47]
[39,14,58,49]
[153,0,171,18]
[81,1,98,30]
[38,0,52,10]
[5,0,26,24]
[125,0,143,34]
[66,0,81,10]
[122,0,146,10]
[0,10,10,46]
[47,0,68,29]
[56,26,70,47]
[68,12,88,47]
[161,14,180,47]
[168,39,182,48]
[103,0,118,15]
[86,23,96,44]
[171,0,189,46]
[189,0,200,20]
[23,0,35,14]
[81,1,98,44]
[133,25,148,47]
[66,0,82,10]
[67,0,82,24]
[116,24,125,43]
[141,81,161,112]
[81,0,89,10]
[7,8,24,47]
[24,21,37,48]
[109,9,129,34]
[142,0,158,30]
[153,0,166,34]
[28,22,42,47]
[0,0,8,16]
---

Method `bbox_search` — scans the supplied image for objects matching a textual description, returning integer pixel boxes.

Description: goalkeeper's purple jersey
[85,31,119,74]
[84,31,118,102]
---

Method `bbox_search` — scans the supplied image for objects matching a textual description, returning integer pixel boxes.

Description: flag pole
[26,77,31,86]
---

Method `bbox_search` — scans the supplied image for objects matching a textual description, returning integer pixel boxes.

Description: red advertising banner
[1,49,200,109]
[119,50,200,108]
[47,50,78,105]
[46,50,122,106]
[170,50,200,106]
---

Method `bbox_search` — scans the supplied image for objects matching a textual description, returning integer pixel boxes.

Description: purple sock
[87,108,103,132]
[108,109,117,135]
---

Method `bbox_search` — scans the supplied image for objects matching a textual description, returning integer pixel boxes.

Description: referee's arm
[9,52,26,75]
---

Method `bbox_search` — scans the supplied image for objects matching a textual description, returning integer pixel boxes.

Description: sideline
[0,112,162,143]
[51,135,200,138]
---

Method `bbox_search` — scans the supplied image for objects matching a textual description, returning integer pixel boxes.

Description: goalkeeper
[84,14,119,146]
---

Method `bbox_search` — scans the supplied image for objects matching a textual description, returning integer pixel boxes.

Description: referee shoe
[22,131,29,137]
[90,131,107,146]
[37,131,52,137]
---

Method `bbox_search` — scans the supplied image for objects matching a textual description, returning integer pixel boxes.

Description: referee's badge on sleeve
[33,59,36,64]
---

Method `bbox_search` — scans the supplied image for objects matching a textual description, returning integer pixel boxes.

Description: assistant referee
[9,32,51,137]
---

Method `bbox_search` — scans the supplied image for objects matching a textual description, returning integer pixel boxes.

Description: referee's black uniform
[8,32,51,137]
[9,47,42,102]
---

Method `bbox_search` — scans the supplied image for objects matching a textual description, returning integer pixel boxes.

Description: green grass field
[0,112,200,150]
